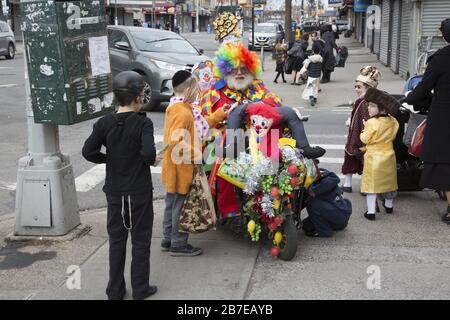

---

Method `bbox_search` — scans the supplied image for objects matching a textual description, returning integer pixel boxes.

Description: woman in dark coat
[405,18,450,223]
[287,35,308,85]
[320,24,339,83]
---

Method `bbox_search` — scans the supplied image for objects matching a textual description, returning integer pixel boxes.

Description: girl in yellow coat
[360,88,401,221]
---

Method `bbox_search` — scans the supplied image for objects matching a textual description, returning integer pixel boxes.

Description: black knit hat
[312,42,321,54]
[172,70,192,88]
[440,18,450,43]
[364,87,401,116]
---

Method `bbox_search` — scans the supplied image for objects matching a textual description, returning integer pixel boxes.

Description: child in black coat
[82,71,157,300]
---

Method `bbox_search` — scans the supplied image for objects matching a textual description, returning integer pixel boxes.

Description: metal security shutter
[421,0,450,51]
[374,28,381,55]
[390,0,401,73]
[379,0,391,65]
[399,1,412,78]
[367,23,373,50]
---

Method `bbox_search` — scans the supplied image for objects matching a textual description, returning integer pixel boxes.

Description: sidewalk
[262,37,405,109]
[1,37,449,300]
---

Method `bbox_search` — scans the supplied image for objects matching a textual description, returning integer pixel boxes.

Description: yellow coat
[360,115,399,194]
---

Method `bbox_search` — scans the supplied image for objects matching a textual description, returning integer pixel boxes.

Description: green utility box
[21,0,113,125]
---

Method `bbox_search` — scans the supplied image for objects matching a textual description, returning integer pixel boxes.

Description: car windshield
[131,31,199,54]
[255,25,276,33]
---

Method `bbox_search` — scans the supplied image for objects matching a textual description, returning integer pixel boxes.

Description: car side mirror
[198,48,204,55]
[115,41,131,51]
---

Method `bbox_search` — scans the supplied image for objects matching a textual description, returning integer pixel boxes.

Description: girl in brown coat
[341,66,381,193]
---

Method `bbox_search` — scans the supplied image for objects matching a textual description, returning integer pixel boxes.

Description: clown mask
[250,115,273,138]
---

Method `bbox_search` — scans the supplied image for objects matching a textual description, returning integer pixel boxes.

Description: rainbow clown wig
[213,42,262,79]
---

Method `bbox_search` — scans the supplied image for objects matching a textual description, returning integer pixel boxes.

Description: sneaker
[382,201,394,214]
[133,285,157,300]
[170,244,203,257]
[309,97,315,107]
[161,239,171,252]
[364,212,376,221]
[341,186,352,193]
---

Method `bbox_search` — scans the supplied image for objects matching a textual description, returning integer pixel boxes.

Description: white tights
[344,174,352,188]
[366,194,395,214]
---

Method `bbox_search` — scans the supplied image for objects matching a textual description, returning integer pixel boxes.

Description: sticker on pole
[88,36,111,76]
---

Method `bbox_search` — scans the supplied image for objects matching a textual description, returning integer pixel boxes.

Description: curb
[5,223,92,243]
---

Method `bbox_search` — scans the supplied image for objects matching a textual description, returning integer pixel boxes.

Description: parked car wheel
[141,78,158,111]
[5,43,15,60]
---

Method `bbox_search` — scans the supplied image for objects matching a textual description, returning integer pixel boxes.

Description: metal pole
[15,28,79,236]
[114,0,118,25]
[196,0,200,33]
[251,2,254,50]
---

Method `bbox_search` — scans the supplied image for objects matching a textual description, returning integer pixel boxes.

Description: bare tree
[285,0,292,44]
[0,0,4,21]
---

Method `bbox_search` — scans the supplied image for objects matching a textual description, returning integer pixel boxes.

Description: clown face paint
[250,115,273,138]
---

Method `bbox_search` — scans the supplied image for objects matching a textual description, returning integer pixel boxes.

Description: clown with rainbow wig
[199,40,325,223]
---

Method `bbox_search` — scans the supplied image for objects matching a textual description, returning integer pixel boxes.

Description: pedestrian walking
[287,34,308,85]
[320,24,339,83]
[300,42,323,106]
[82,71,157,300]
[405,18,450,223]
[273,39,288,83]
[341,66,381,193]
[360,88,401,221]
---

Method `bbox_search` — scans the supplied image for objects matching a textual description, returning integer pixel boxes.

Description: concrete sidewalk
[0,200,260,300]
[262,37,405,109]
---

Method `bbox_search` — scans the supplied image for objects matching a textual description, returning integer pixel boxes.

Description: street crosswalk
[0,133,355,192]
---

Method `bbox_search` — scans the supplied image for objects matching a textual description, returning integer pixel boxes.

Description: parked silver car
[248,22,284,50]
[107,26,208,111]
[0,20,15,59]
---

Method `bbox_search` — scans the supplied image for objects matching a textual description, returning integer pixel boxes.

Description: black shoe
[302,146,326,159]
[382,201,394,214]
[304,230,320,237]
[161,239,171,252]
[170,244,203,257]
[291,82,297,85]
[295,82,302,86]
[364,212,376,221]
[341,186,352,193]
[133,285,157,300]
[320,79,329,84]
[442,208,450,224]
[108,290,127,300]
[274,80,278,83]
[310,97,316,106]
[283,80,287,83]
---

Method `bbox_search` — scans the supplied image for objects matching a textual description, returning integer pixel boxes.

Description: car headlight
[150,59,185,72]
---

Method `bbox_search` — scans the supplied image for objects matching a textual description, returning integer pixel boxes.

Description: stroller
[335,46,348,68]
[392,75,447,200]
